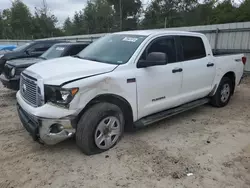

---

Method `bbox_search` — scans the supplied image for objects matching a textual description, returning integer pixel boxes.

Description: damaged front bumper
[17,103,76,145]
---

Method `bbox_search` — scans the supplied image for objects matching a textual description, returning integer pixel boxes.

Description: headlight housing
[45,85,79,107]
[10,67,16,77]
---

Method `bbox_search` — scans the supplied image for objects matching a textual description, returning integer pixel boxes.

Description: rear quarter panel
[213,54,244,87]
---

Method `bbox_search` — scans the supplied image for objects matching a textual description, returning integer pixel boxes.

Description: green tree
[142,0,184,28]
[32,0,63,38]
[2,9,13,39]
[63,17,74,35]
[141,0,163,29]
[1,0,250,39]
[67,0,114,35]
[9,0,33,39]
[236,0,250,22]
[211,0,237,24]
[71,11,86,35]
[107,0,142,30]
[179,0,215,26]
[0,12,3,39]
[84,0,114,33]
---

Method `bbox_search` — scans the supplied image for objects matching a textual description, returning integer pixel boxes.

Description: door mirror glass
[137,52,168,68]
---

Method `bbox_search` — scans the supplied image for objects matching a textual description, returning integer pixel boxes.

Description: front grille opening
[20,74,38,107]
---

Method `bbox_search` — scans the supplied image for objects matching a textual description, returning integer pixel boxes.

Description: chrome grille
[20,73,38,107]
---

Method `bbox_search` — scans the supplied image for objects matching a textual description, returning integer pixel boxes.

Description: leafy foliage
[0,0,250,39]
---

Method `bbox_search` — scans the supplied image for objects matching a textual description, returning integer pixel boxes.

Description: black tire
[76,102,124,155]
[211,77,233,107]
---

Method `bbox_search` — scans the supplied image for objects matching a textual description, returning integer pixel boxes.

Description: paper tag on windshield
[56,47,65,51]
[122,37,138,42]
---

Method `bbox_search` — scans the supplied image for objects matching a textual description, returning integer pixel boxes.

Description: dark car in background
[0,40,65,74]
[0,42,90,90]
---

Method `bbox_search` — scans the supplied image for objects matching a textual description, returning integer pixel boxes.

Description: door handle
[172,68,183,73]
[207,63,214,67]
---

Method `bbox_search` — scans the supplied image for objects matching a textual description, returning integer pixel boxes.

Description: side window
[29,43,52,52]
[140,37,177,63]
[180,36,206,61]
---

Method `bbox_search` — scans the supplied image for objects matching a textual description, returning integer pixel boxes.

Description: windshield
[40,44,68,59]
[13,43,31,52]
[78,34,147,65]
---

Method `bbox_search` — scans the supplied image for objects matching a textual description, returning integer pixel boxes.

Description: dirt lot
[0,77,250,188]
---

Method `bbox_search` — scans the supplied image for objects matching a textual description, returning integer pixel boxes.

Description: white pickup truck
[16,30,246,155]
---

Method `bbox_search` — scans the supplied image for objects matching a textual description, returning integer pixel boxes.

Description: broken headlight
[44,85,78,107]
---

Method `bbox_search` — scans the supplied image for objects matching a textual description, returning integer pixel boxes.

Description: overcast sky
[0,0,151,26]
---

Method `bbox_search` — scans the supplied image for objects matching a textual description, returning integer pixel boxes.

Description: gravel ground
[0,77,250,188]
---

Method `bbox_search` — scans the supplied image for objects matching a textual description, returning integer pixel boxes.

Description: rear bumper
[0,75,19,90]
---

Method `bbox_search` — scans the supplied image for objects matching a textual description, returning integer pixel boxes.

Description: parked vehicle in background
[16,30,245,155]
[0,40,65,74]
[0,42,90,90]
[0,50,11,56]
[0,45,17,54]
[0,45,17,57]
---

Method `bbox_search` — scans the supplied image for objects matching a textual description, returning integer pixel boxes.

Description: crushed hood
[25,56,118,85]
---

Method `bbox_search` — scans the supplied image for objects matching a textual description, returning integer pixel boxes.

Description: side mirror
[137,52,168,68]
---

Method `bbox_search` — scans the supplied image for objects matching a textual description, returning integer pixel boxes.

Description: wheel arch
[76,94,134,131]
[223,71,236,95]
[211,71,236,96]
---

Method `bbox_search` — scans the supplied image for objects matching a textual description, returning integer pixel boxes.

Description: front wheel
[76,102,124,155]
[211,77,232,107]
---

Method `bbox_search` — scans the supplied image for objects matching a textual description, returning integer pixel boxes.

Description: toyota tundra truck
[16,30,246,155]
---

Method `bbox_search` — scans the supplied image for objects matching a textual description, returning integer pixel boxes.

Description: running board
[134,98,210,128]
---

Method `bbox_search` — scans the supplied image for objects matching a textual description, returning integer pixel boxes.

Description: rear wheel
[211,77,233,107]
[76,102,124,155]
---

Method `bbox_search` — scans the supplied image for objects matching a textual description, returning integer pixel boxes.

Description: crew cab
[16,30,246,155]
[0,42,90,90]
[0,40,64,74]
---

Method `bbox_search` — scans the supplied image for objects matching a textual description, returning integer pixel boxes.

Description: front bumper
[17,103,76,145]
[0,75,19,90]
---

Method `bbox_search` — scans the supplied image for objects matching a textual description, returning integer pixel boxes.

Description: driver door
[136,36,183,119]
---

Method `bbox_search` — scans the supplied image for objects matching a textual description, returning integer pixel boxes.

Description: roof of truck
[115,29,203,37]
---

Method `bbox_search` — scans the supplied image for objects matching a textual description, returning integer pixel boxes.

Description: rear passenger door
[179,36,215,104]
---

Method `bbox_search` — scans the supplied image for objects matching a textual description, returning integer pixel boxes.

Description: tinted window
[140,37,177,63]
[66,44,88,56]
[78,34,146,65]
[29,43,53,52]
[13,42,33,52]
[180,36,206,61]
